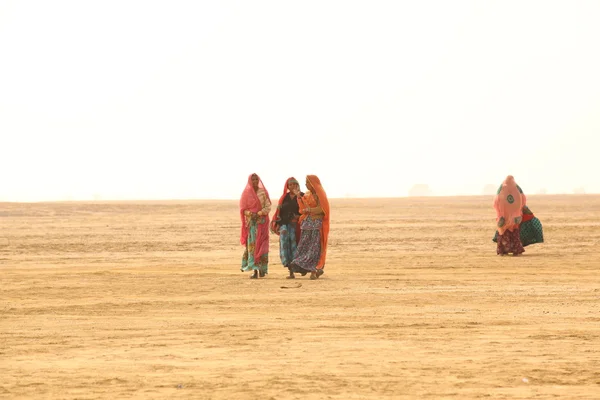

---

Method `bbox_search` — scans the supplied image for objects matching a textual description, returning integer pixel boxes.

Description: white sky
[1,0,599,201]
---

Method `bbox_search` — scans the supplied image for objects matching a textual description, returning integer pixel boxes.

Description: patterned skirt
[520,217,544,246]
[290,217,322,273]
[241,217,268,274]
[496,227,525,256]
[493,217,544,247]
[278,222,297,268]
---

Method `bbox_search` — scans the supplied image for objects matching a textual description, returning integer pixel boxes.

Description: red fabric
[521,213,534,223]
[239,174,270,258]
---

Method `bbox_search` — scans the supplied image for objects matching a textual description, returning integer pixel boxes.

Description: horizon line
[1,192,598,204]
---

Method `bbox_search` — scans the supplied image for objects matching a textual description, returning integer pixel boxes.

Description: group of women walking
[238,173,545,280]
[239,174,329,280]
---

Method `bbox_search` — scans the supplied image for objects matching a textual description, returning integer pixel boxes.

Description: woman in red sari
[288,175,330,280]
[240,173,271,278]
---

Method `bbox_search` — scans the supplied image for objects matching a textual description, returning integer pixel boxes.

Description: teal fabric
[241,217,268,273]
[493,217,544,247]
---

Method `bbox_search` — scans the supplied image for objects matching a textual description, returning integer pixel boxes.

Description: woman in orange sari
[494,175,525,256]
[288,175,330,280]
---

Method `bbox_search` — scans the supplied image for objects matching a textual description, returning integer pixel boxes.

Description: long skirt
[289,217,322,273]
[241,218,268,274]
[493,217,544,247]
[278,222,298,268]
[520,217,544,246]
[496,227,525,255]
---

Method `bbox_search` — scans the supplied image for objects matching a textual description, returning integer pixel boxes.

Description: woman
[519,205,544,246]
[240,173,271,278]
[493,204,544,247]
[493,175,525,256]
[270,178,303,276]
[288,175,330,279]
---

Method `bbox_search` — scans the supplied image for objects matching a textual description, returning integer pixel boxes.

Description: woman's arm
[303,194,324,215]
[256,190,271,216]
[258,203,271,216]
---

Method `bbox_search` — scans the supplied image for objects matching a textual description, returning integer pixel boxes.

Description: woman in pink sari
[493,175,525,256]
[240,173,272,278]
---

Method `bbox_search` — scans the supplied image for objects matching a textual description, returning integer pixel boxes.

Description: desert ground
[1,196,599,399]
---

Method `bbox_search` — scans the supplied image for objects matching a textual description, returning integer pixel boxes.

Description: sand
[1,196,599,399]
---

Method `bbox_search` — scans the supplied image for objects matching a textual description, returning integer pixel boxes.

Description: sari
[290,175,330,273]
[493,205,544,247]
[239,174,271,274]
[270,177,302,268]
[493,176,525,255]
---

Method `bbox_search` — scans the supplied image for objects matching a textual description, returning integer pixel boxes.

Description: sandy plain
[1,195,599,399]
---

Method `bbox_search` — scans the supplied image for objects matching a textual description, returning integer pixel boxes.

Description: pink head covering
[493,175,526,234]
[239,173,270,258]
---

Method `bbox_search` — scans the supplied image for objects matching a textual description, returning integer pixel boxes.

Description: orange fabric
[493,175,525,235]
[298,175,330,270]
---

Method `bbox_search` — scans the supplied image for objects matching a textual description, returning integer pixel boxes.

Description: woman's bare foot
[310,271,317,280]
[286,268,295,279]
[250,271,258,279]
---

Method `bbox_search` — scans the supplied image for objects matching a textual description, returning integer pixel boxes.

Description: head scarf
[493,175,526,234]
[270,177,299,235]
[239,173,270,258]
[298,175,330,270]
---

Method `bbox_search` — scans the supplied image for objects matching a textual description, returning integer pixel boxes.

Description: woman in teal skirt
[270,177,303,277]
[240,173,272,279]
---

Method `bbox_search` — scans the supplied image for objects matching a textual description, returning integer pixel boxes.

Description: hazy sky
[1,0,599,201]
